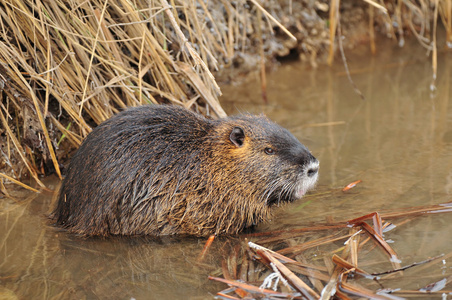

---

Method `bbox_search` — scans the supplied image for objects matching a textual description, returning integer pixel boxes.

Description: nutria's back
[53,105,318,236]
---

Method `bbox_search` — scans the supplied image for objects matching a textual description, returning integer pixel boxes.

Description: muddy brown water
[2,39,452,299]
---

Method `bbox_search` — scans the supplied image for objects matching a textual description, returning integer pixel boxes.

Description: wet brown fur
[52,105,317,236]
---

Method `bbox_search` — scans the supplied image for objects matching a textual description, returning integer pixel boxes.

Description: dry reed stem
[79,4,109,117]
[334,1,366,101]
[213,205,452,299]
[0,172,39,193]
[160,0,221,96]
[209,276,294,298]
[336,271,387,299]
[0,108,44,187]
[369,5,376,54]
[439,0,452,45]
[257,249,320,300]
[395,0,405,47]
[277,232,352,256]
[248,0,296,41]
[431,0,439,91]
[256,8,267,104]
[362,0,388,13]
[327,0,339,66]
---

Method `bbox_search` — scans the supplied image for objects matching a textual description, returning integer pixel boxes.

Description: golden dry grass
[0,0,452,191]
[0,0,290,189]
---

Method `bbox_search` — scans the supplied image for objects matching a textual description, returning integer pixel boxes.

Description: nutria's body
[52,105,318,236]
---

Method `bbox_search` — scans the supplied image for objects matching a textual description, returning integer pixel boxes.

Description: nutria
[52,105,319,236]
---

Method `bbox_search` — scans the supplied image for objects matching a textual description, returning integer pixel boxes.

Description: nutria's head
[212,114,319,206]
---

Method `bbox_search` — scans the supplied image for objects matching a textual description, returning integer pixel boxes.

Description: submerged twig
[371,254,445,276]
[335,1,365,101]
[208,276,294,298]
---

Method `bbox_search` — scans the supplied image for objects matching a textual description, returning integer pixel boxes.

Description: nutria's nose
[307,166,319,177]
[305,160,319,177]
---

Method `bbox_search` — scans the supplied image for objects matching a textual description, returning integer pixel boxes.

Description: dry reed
[0,0,451,190]
[0,0,298,189]
[210,202,452,299]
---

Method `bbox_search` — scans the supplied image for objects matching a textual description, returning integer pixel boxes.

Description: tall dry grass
[0,0,451,191]
[0,0,294,190]
[328,0,452,89]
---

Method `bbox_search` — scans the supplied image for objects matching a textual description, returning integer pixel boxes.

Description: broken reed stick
[354,221,402,269]
[212,204,452,298]
[336,270,388,300]
[245,224,348,239]
[256,249,320,300]
[248,0,297,41]
[197,234,215,262]
[332,254,373,278]
[0,173,40,193]
[208,276,294,298]
[276,232,353,256]
[370,254,445,276]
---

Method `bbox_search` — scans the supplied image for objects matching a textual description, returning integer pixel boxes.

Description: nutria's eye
[264,147,275,155]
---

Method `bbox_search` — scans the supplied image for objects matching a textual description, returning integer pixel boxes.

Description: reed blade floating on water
[210,202,452,299]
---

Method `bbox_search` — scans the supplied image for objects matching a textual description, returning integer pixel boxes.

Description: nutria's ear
[230,126,245,147]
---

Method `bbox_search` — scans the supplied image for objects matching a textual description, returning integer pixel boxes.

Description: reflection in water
[0,192,234,298]
[2,39,452,298]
